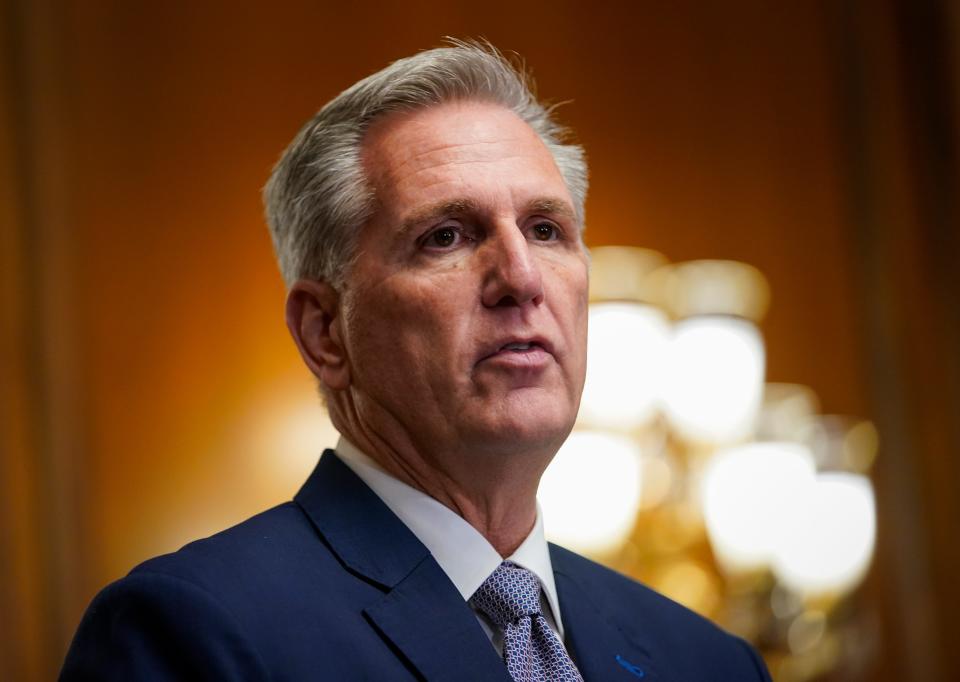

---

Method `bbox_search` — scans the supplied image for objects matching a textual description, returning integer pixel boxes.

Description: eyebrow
[398,196,577,236]
[525,197,577,221]
[400,199,482,236]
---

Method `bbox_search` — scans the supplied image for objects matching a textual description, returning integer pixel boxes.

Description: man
[61,42,772,681]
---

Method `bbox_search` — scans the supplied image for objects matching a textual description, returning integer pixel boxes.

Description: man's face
[337,101,589,464]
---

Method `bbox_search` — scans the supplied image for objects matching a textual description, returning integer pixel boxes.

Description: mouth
[500,341,539,352]
[479,336,555,363]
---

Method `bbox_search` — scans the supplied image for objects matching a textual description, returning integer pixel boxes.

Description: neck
[331,399,547,557]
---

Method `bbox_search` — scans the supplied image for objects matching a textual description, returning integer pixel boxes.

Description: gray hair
[263,40,588,289]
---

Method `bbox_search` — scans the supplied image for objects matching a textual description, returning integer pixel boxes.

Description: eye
[433,228,455,247]
[423,226,463,250]
[531,222,559,241]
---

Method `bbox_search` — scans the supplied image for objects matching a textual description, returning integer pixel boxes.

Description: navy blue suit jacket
[61,451,772,681]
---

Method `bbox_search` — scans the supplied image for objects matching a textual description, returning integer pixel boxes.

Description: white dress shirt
[334,437,565,653]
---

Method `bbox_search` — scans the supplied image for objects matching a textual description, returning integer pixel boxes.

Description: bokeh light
[579,302,671,430]
[798,415,880,473]
[539,430,643,554]
[648,259,771,321]
[587,246,668,303]
[756,383,822,442]
[773,472,877,597]
[661,316,766,444]
[701,442,817,572]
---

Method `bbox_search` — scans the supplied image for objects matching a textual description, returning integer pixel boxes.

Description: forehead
[361,101,571,214]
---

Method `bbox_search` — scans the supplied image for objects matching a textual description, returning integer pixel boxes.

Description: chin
[470,408,576,459]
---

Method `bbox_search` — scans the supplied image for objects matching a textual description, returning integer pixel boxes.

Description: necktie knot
[470,562,543,629]
[470,561,584,681]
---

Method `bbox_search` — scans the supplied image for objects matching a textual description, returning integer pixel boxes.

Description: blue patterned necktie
[470,562,584,682]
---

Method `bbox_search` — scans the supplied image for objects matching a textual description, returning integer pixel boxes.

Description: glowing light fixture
[701,442,817,572]
[648,259,771,321]
[579,303,671,429]
[799,415,880,473]
[772,472,876,597]
[661,316,766,444]
[539,430,643,554]
[588,246,668,303]
[756,383,821,442]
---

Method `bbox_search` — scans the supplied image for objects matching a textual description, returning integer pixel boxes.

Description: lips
[501,342,535,351]
[479,336,555,362]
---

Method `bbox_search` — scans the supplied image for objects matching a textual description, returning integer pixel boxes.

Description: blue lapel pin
[616,654,646,678]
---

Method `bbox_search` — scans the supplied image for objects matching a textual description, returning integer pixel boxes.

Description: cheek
[350,276,473,369]
[549,261,590,319]
[549,262,590,372]
[401,284,475,366]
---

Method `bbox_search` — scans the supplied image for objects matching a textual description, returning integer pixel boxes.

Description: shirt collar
[334,436,564,635]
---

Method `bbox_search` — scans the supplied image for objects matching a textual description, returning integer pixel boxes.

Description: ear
[285,279,350,391]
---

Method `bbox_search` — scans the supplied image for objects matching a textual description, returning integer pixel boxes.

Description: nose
[481,226,545,308]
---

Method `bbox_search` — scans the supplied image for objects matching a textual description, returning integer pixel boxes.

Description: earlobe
[285,279,351,391]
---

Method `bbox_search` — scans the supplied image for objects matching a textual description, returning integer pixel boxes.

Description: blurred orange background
[2,1,957,680]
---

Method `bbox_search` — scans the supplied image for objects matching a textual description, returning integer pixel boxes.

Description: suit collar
[295,451,511,681]
[297,452,674,681]
[334,436,565,635]
[333,437,504,598]
[294,448,429,588]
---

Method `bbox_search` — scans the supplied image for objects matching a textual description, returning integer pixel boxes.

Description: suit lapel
[295,450,427,587]
[295,451,509,682]
[365,556,512,682]
[552,546,665,682]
